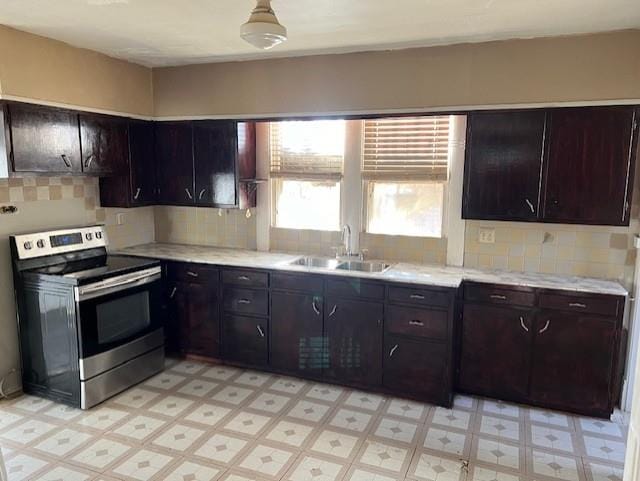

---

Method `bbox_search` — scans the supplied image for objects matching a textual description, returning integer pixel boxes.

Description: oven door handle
[75,266,162,302]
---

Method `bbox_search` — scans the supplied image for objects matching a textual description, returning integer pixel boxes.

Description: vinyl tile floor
[0,359,630,481]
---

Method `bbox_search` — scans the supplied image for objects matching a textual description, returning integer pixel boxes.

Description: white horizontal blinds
[362,115,451,181]
[270,120,345,180]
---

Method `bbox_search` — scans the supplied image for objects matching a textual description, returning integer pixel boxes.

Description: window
[270,120,345,230]
[362,116,450,237]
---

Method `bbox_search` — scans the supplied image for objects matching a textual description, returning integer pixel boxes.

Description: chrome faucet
[341,224,352,257]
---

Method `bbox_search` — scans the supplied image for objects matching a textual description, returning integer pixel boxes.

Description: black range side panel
[20,279,81,407]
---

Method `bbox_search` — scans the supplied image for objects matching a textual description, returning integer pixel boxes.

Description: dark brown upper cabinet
[542,106,638,226]
[155,121,195,205]
[79,113,129,176]
[6,102,82,174]
[463,106,639,226]
[463,110,546,221]
[99,120,157,208]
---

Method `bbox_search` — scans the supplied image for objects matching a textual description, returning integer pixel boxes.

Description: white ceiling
[1,0,639,67]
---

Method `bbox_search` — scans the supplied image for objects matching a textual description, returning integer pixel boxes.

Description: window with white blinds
[270,120,345,180]
[362,116,450,181]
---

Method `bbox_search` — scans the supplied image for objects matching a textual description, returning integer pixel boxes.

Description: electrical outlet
[478,228,495,244]
[116,213,126,225]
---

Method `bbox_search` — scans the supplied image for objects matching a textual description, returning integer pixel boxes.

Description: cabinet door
[79,114,129,175]
[155,121,195,205]
[129,120,156,205]
[542,107,637,225]
[193,120,238,207]
[8,103,81,173]
[463,111,546,221]
[170,281,220,358]
[222,314,268,366]
[271,291,324,376]
[383,335,448,403]
[458,304,533,401]
[324,297,383,387]
[529,310,617,415]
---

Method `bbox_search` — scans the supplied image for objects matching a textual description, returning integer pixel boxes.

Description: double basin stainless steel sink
[290,256,391,273]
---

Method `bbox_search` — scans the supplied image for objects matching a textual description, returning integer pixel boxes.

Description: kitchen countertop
[117,243,629,296]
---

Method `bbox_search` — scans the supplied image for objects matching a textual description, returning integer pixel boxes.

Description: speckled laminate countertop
[117,243,628,296]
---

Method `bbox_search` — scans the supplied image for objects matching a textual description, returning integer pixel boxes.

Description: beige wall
[0,178,155,395]
[0,25,153,116]
[153,30,640,118]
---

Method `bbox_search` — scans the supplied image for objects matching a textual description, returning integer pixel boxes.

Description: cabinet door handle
[186,271,199,278]
[569,302,587,309]
[490,294,507,300]
[198,188,207,200]
[408,320,424,327]
[312,299,321,315]
[185,188,193,200]
[134,187,141,200]
[389,344,399,357]
[238,275,250,281]
[525,198,535,213]
[61,154,72,168]
[238,299,251,305]
[409,294,425,300]
[84,154,95,169]
[256,324,265,337]
[539,320,550,334]
[328,305,337,317]
[519,316,529,332]
[169,287,177,299]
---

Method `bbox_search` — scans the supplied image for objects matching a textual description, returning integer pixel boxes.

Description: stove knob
[85,233,93,241]
[36,239,45,249]
[23,241,33,250]
[95,231,103,239]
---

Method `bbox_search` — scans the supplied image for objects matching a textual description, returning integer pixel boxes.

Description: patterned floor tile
[144,372,188,390]
[481,400,522,420]
[453,394,478,412]
[234,371,272,388]
[267,377,307,395]
[528,408,575,430]
[70,438,132,472]
[430,407,474,431]
[343,465,400,481]
[111,387,160,409]
[467,464,526,481]
[220,471,270,481]
[201,365,241,381]
[32,427,94,457]
[169,360,208,376]
[236,443,296,479]
[582,436,626,464]
[177,379,220,397]
[309,429,363,460]
[583,459,624,481]
[9,395,53,413]
[4,453,49,481]
[577,418,625,440]
[471,436,524,472]
[527,448,584,481]
[306,384,345,403]
[30,463,95,481]
[477,415,522,443]
[111,448,176,481]
[183,402,233,427]
[530,425,576,453]
[148,395,195,418]
[408,452,467,481]
[0,410,24,431]
[248,392,293,414]
[343,391,386,413]
[264,419,316,448]
[111,414,168,442]
[151,423,206,453]
[158,459,224,481]
[284,454,347,481]
[356,439,412,474]
[286,399,333,423]
[422,426,470,457]
[328,408,373,433]
[74,406,130,431]
[193,432,249,466]
[386,399,428,422]
[41,403,83,422]
[371,417,420,445]
[212,386,256,406]
[0,418,57,445]
[223,411,273,436]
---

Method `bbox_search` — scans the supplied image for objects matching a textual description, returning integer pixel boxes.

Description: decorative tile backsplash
[361,232,447,264]
[269,227,342,256]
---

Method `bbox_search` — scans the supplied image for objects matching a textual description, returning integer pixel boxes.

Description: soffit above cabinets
[0,0,638,67]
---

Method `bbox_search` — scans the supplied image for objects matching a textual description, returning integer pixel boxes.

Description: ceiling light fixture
[240,0,287,50]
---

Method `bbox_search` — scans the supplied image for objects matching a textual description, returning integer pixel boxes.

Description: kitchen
[0,2,640,481]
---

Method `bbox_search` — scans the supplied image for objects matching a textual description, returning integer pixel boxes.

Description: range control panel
[12,226,107,260]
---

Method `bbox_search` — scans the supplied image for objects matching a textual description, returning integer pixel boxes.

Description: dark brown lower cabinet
[529,311,617,415]
[270,291,324,376]
[458,304,532,401]
[383,335,448,402]
[323,297,383,387]
[222,314,268,366]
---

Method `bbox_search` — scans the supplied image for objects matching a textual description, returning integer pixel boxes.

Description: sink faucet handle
[360,249,369,261]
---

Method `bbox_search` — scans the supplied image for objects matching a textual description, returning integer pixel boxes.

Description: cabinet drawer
[539,293,620,317]
[222,268,268,288]
[272,272,323,293]
[464,284,535,307]
[388,286,451,308]
[222,314,268,366]
[327,278,384,299]
[387,305,448,340]
[223,287,268,316]
[166,262,219,283]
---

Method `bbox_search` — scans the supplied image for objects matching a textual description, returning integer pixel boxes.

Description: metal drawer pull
[490,294,507,300]
[238,299,252,305]
[569,302,587,309]
[389,344,399,357]
[186,271,199,278]
[169,287,177,299]
[134,187,141,200]
[256,325,265,337]
[84,154,94,168]
[238,275,250,281]
[328,305,338,317]
[409,294,425,300]
[525,198,535,213]
[185,188,193,200]
[409,320,424,327]
[312,300,321,315]
[520,316,529,332]
[61,154,72,168]
[539,320,550,334]
[198,188,207,200]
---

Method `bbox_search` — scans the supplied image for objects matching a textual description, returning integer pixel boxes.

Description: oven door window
[77,280,162,359]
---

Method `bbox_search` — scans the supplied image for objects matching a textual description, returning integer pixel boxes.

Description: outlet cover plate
[479,228,495,244]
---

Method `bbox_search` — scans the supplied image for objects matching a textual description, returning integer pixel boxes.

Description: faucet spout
[341,224,352,257]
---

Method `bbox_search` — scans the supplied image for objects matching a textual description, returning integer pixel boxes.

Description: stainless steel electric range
[10,225,164,409]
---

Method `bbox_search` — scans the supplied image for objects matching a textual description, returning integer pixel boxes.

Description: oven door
[75,267,163,376]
